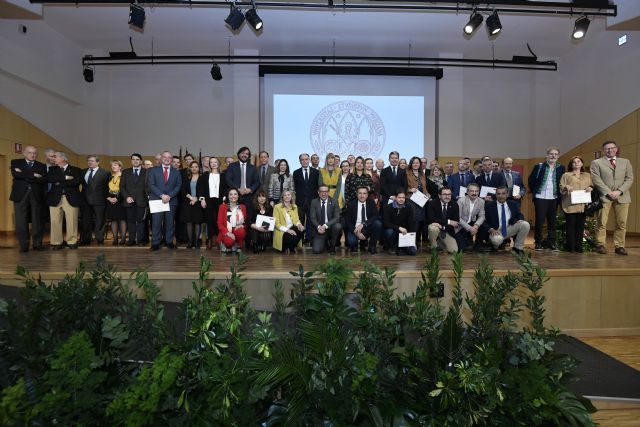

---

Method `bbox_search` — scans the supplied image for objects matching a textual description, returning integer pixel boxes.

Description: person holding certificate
[559,156,593,253]
[383,190,416,256]
[250,190,273,253]
[407,156,437,249]
[217,188,248,253]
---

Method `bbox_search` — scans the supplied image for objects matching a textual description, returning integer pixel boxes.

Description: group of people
[10,141,633,256]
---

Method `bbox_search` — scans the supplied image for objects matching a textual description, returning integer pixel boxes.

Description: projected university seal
[310,100,386,160]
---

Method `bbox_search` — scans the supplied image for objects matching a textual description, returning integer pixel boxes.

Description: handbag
[584,188,603,217]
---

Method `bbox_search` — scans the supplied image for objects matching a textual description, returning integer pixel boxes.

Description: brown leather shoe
[595,245,607,254]
[614,247,628,256]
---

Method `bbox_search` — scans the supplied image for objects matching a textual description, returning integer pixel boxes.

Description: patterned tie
[501,203,508,237]
[163,167,169,184]
[505,172,513,190]
[609,158,616,169]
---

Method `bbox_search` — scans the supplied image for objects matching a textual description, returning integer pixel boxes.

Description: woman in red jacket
[217,187,247,253]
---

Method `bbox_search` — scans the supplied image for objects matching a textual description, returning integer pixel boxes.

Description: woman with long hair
[250,190,273,253]
[319,153,339,200]
[105,160,127,245]
[199,157,226,250]
[559,156,593,252]
[344,156,374,205]
[364,157,380,208]
[428,164,445,190]
[179,161,205,248]
[217,187,247,253]
[268,159,295,206]
[273,190,305,254]
[406,156,437,248]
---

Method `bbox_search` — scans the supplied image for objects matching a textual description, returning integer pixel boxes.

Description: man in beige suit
[590,140,634,255]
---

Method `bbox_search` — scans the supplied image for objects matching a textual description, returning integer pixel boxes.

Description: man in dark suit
[80,155,109,245]
[10,145,47,252]
[383,189,416,256]
[148,150,182,250]
[484,186,530,254]
[475,157,506,199]
[46,151,83,249]
[528,147,564,251]
[379,150,408,206]
[257,150,276,193]
[448,158,474,199]
[426,186,460,254]
[120,153,148,246]
[225,146,260,208]
[309,184,342,254]
[292,153,320,241]
[501,157,525,206]
[345,186,382,254]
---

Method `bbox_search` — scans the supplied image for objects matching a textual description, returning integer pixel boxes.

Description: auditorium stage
[1,239,639,337]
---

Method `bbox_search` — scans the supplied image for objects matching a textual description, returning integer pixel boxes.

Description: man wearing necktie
[345,187,382,254]
[380,151,408,208]
[224,147,260,221]
[120,153,149,246]
[475,157,506,202]
[10,145,47,252]
[148,151,182,250]
[501,157,525,207]
[449,158,472,199]
[293,153,320,243]
[80,155,109,246]
[309,185,342,254]
[485,186,530,254]
[258,150,275,193]
[426,187,460,254]
[590,140,634,255]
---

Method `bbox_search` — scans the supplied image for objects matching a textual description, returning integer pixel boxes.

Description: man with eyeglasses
[426,186,459,254]
[528,147,564,251]
[590,140,634,255]
[309,185,342,254]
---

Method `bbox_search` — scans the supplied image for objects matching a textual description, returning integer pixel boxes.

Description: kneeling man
[345,186,382,254]
[309,185,342,254]
[485,186,530,254]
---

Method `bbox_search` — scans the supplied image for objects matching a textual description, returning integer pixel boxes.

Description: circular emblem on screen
[310,100,386,160]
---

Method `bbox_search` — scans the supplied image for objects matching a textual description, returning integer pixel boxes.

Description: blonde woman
[106,160,127,245]
[319,153,339,199]
[273,190,305,254]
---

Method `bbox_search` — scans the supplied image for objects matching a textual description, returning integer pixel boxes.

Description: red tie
[163,167,169,184]
[609,158,616,169]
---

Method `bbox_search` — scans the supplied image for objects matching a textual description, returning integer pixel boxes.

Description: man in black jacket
[484,186,530,254]
[292,153,320,242]
[426,186,460,254]
[80,155,109,245]
[345,187,382,254]
[46,151,83,249]
[383,189,416,255]
[379,150,408,206]
[10,145,47,252]
[309,185,342,254]
[120,153,148,246]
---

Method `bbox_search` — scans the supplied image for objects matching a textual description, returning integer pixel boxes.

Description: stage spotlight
[225,4,245,31]
[486,11,502,35]
[210,64,222,81]
[83,65,94,82]
[245,6,263,31]
[128,2,145,30]
[464,10,483,35]
[572,15,590,39]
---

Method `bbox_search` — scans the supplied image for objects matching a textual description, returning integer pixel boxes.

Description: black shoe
[615,247,628,256]
[369,247,377,255]
[112,240,119,246]
[150,245,160,251]
[186,243,193,249]
[68,244,78,249]
[19,248,29,253]
[126,241,136,247]
[167,244,177,250]
[51,245,64,250]
[534,243,544,251]
[575,247,583,253]
[97,241,104,246]
[512,247,524,255]
[33,246,48,251]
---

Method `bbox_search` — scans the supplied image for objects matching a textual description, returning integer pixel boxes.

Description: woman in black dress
[179,161,205,248]
[198,157,225,250]
[249,190,273,253]
[105,160,127,245]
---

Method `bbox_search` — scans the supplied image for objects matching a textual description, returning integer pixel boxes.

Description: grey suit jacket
[258,165,276,193]
[455,196,485,233]
[309,197,341,229]
[590,157,634,204]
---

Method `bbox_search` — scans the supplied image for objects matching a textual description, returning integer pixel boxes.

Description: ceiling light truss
[82,54,558,71]
[29,0,618,17]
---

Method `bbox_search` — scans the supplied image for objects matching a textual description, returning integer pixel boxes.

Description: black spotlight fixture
[83,65,94,83]
[245,4,263,31]
[210,64,222,81]
[464,10,483,35]
[224,4,245,31]
[486,11,502,36]
[128,2,145,30]
[572,15,590,39]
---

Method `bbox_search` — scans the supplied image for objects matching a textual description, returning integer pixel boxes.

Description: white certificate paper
[570,190,592,204]
[480,186,497,198]
[149,199,170,214]
[459,186,467,197]
[410,190,429,207]
[255,214,276,231]
[512,184,521,197]
[398,232,417,248]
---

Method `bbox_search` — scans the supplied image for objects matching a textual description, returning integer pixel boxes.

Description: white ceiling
[32,4,609,60]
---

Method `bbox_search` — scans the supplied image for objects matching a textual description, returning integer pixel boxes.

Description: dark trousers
[311,223,342,253]
[152,205,176,246]
[533,198,558,244]
[13,190,44,250]
[347,220,382,250]
[565,212,586,251]
[282,228,304,251]
[383,228,417,255]
[81,204,106,243]
[126,205,147,244]
[296,202,312,241]
[455,222,489,250]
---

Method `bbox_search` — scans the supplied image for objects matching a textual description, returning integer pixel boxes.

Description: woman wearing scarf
[216,187,247,253]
